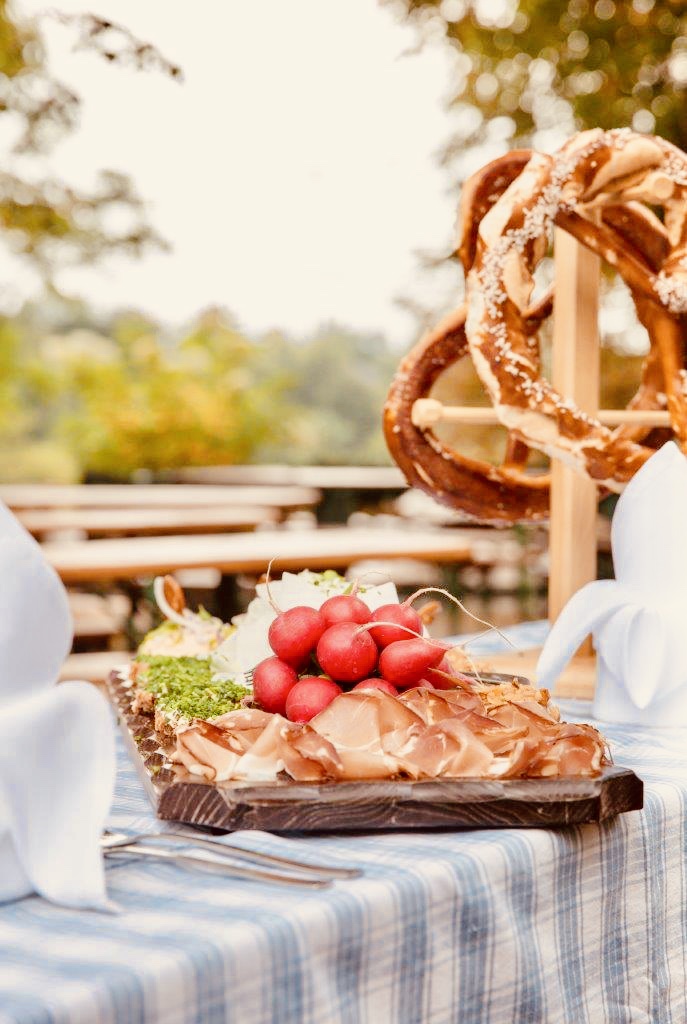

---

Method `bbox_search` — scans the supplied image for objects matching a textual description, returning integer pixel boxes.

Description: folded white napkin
[537,441,687,727]
[0,502,115,907]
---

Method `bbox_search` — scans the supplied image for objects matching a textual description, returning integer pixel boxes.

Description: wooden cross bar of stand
[411,403,670,429]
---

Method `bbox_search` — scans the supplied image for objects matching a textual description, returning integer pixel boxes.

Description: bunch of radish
[252,591,456,723]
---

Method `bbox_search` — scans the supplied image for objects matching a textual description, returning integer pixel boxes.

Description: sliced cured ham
[176,711,344,782]
[310,690,425,779]
[171,682,609,783]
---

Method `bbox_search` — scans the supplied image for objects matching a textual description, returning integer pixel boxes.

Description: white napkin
[212,571,399,684]
[537,441,687,726]
[0,502,115,907]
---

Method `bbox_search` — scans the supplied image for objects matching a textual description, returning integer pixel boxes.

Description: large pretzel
[385,152,550,522]
[384,131,687,524]
[466,128,687,489]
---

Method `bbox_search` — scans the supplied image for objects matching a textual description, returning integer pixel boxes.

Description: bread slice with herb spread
[129,576,249,741]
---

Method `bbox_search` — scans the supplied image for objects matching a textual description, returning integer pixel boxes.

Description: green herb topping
[313,569,345,585]
[136,656,249,721]
[311,569,367,593]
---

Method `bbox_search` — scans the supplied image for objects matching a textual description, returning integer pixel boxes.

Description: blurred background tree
[0,1,399,481]
[44,309,292,480]
[263,325,399,466]
[0,0,179,284]
[385,0,687,177]
[0,299,399,481]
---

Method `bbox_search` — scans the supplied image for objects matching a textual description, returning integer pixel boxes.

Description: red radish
[319,594,372,626]
[351,678,398,696]
[288,653,316,674]
[368,603,423,648]
[268,606,327,665]
[252,657,298,715]
[379,638,446,690]
[316,622,378,683]
[285,676,342,723]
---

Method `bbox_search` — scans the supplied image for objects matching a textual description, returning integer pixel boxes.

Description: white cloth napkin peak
[537,442,687,726]
[0,502,115,907]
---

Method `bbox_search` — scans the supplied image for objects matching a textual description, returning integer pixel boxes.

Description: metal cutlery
[103,829,361,879]
[103,829,362,885]
[104,840,333,888]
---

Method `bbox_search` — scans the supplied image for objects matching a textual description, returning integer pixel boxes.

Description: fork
[103,829,362,880]
[104,840,333,888]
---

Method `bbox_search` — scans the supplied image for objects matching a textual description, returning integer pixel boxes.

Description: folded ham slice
[310,690,426,779]
[174,719,244,781]
[402,717,494,778]
[176,710,343,782]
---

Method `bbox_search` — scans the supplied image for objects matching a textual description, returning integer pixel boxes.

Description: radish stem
[350,569,392,588]
[353,621,448,650]
[404,587,517,651]
[264,557,282,614]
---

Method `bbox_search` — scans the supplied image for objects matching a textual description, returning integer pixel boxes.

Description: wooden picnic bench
[17,505,279,539]
[168,464,407,489]
[165,465,408,523]
[60,649,132,684]
[0,483,320,514]
[42,526,473,584]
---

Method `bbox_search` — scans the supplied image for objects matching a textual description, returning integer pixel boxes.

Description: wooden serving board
[107,672,642,832]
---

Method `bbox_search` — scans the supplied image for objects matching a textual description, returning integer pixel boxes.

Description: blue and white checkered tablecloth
[1,621,686,1024]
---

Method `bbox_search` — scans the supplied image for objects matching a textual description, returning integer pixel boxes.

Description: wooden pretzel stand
[407,230,671,697]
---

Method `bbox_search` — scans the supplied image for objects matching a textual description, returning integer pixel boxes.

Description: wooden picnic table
[169,464,407,489]
[166,465,408,523]
[17,505,279,539]
[0,483,320,513]
[42,526,473,584]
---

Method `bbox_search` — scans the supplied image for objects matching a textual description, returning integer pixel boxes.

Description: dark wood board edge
[106,670,644,833]
[155,772,642,831]
[599,768,644,822]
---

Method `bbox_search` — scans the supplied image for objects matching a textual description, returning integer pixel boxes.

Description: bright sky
[11,0,461,343]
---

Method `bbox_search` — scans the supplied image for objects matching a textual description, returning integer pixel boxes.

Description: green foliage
[0,1,397,479]
[388,0,687,164]
[136,655,249,721]
[0,302,397,480]
[265,325,399,465]
[4,306,288,479]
